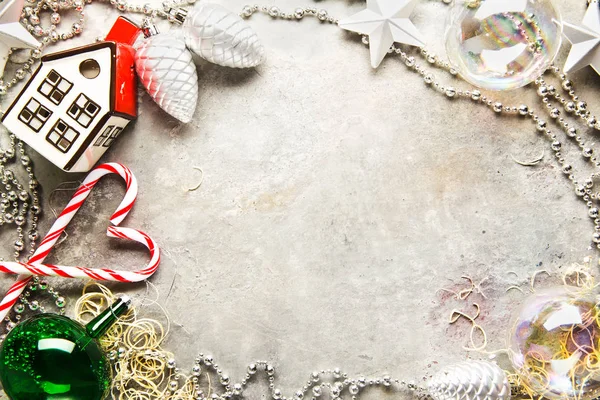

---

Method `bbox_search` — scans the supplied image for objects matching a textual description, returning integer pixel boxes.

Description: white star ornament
[338,0,425,69]
[0,0,40,77]
[562,3,600,75]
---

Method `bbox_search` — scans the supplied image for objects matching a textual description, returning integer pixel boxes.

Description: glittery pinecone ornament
[182,2,265,68]
[134,29,198,123]
[428,361,511,400]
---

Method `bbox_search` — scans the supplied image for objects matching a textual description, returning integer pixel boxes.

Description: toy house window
[103,127,122,147]
[46,119,79,153]
[18,98,52,132]
[68,94,99,128]
[93,125,113,146]
[38,70,72,105]
[93,126,122,148]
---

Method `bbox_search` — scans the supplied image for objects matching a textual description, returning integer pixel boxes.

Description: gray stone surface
[1,0,599,397]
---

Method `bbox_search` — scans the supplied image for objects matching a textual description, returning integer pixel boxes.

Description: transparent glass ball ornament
[445,0,563,90]
[509,287,600,399]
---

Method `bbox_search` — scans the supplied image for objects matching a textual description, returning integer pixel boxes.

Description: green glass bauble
[0,297,130,400]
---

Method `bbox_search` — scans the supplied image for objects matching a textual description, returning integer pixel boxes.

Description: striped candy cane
[0,163,160,321]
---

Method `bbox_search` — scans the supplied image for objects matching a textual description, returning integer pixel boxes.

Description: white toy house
[1,17,140,172]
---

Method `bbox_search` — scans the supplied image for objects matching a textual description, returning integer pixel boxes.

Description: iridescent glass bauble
[445,0,562,90]
[509,287,600,399]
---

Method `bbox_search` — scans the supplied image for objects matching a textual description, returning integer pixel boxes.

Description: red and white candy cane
[0,163,160,321]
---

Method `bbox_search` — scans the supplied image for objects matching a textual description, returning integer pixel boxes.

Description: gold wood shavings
[506,260,597,295]
[530,270,550,292]
[505,269,553,294]
[505,286,525,294]
[437,276,489,300]
[74,282,196,400]
[562,259,597,291]
[48,181,81,246]
[511,150,545,167]
[506,371,538,399]
[206,372,213,398]
[187,166,204,192]
[449,303,487,352]
[505,271,526,294]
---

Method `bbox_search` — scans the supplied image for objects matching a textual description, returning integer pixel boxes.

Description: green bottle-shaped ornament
[0,296,130,400]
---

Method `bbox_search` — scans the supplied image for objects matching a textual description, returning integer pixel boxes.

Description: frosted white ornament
[135,31,198,123]
[428,360,510,400]
[445,0,563,91]
[182,3,265,69]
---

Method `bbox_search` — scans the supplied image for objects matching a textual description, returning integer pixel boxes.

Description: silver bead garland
[129,2,600,399]
[0,0,198,333]
[0,276,66,339]
[108,350,434,400]
[239,2,600,251]
[1,1,599,400]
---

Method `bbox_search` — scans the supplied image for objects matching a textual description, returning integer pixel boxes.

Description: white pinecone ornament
[135,32,198,123]
[182,2,265,68]
[428,361,511,400]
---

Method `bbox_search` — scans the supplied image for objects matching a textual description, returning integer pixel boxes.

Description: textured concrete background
[1,0,599,397]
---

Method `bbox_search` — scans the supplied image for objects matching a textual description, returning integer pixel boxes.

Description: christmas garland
[0,0,598,399]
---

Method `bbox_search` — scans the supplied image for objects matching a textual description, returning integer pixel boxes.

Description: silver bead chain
[240,4,339,23]
[4,3,423,400]
[384,43,600,247]
[1,1,596,398]
[107,350,431,400]
[0,0,193,332]
[239,0,452,21]
[0,135,40,261]
[88,2,600,400]
[0,276,66,338]
[10,0,197,98]
[242,1,600,251]
[393,51,600,249]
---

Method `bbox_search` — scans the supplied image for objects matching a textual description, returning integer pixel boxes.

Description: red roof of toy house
[105,17,139,118]
[40,17,139,119]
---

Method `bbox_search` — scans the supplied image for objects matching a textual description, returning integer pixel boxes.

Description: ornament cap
[167,7,188,24]
[142,20,159,38]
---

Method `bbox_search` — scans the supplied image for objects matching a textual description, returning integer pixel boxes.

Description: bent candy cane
[0,163,160,321]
